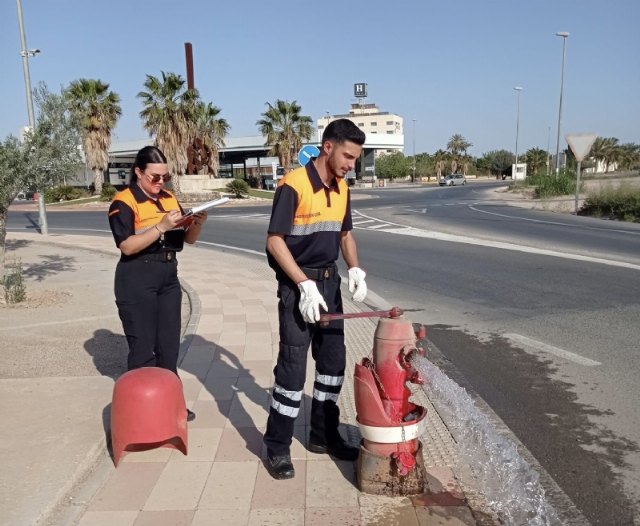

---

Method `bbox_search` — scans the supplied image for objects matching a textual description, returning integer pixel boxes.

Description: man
[263,119,368,480]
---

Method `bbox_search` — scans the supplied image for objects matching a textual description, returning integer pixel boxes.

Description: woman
[108,146,207,421]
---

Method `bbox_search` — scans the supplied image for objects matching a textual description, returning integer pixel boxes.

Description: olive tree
[0,83,81,286]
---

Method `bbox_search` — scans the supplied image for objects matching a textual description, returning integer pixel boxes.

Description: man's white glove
[298,280,328,323]
[348,267,368,302]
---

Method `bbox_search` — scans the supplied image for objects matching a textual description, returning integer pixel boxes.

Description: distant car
[438,174,466,186]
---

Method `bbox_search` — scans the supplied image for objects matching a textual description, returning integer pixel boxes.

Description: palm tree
[618,143,640,171]
[589,137,607,174]
[525,147,548,175]
[446,134,472,174]
[446,134,472,157]
[66,79,121,195]
[138,72,194,197]
[194,102,230,178]
[591,137,621,173]
[256,100,313,172]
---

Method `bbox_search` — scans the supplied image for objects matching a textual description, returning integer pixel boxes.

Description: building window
[387,131,394,134]
[386,120,394,125]
[318,125,324,130]
[371,131,377,134]
[371,122,377,126]
[358,123,364,127]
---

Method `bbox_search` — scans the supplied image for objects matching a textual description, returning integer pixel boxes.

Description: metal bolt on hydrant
[322,306,428,496]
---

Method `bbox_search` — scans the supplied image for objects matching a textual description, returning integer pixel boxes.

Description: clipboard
[175,197,229,228]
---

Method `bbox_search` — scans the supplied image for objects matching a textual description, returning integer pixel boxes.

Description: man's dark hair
[130,145,167,183]
[322,118,366,146]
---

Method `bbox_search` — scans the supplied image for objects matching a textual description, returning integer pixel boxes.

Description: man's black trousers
[263,271,347,456]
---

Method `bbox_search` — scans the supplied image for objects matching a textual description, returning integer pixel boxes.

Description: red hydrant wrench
[319,306,405,324]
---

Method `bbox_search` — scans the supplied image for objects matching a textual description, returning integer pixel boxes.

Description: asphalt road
[7,183,640,524]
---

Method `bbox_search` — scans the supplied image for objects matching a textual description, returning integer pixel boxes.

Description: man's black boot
[308,436,359,461]
[265,453,295,480]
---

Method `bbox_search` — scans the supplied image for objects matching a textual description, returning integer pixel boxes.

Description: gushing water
[410,354,561,526]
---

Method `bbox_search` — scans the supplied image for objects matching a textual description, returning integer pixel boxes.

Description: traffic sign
[566,134,597,162]
[298,145,320,166]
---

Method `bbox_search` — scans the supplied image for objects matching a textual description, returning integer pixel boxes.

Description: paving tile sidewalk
[3,232,485,526]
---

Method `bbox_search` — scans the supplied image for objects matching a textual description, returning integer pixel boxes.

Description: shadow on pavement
[21,253,77,282]
[181,334,268,460]
[84,328,128,381]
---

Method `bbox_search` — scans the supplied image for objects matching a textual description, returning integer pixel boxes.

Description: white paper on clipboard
[188,197,230,214]
[175,197,229,228]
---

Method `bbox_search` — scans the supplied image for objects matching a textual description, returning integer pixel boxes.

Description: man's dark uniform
[263,160,353,456]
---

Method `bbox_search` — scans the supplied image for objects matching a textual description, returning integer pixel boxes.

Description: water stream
[410,354,562,526]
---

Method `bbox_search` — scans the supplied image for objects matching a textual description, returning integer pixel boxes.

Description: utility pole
[412,119,416,183]
[16,0,48,234]
[554,32,569,178]
[514,87,523,180]
[546,126,551,175]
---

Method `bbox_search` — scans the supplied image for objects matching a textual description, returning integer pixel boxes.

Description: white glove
[298,280,328,323]
[348,267,367,302]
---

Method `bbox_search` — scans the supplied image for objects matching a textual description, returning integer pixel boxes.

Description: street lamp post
[546,125,551,175]
[554,31,569,178]
[412,119,416,183]
[16,0,48,234]
[514,87,523,180]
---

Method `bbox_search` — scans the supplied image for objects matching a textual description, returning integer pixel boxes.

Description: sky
[1,0,639,158]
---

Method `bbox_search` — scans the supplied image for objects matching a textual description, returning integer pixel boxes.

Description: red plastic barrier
[110,367,188,466]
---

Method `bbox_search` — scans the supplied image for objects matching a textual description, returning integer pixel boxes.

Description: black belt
[134,251,177,263]
[300,265,336,281]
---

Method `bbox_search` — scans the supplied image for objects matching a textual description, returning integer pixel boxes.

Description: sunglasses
[145,172,172,183]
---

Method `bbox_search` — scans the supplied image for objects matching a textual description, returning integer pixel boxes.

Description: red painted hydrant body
[354,314,428,495]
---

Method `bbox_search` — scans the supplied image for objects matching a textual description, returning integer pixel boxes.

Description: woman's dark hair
[321,118,366,146]
[129,146,167,184]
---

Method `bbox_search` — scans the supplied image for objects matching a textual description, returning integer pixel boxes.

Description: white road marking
[381,226,640,270]
[214,214,270,220]
[196,241,266,257]
[470,205,640,237]
[505,333,601,366]
[353,219,375,225]
[352,210,640,271]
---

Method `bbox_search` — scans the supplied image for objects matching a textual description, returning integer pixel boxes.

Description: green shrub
[3,258,26,304]
[44,185,83,203]
[225,179,250,198]
[526,172,581,198]
[581,184,640,222]
[101,183,117,202]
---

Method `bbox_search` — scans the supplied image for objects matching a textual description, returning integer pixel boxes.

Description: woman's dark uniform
[108,179,186,374]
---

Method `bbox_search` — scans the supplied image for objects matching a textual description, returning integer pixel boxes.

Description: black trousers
[114,258,182,374]
[263,270,346,456]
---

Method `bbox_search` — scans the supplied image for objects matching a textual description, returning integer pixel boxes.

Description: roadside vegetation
[225,179,250,198]
[512,171,581,198]
[580,183,640,222]
[1,83,81,303]
[248,188,275,200]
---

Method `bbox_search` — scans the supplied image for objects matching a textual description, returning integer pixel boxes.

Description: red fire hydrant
[353,309,428,495]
